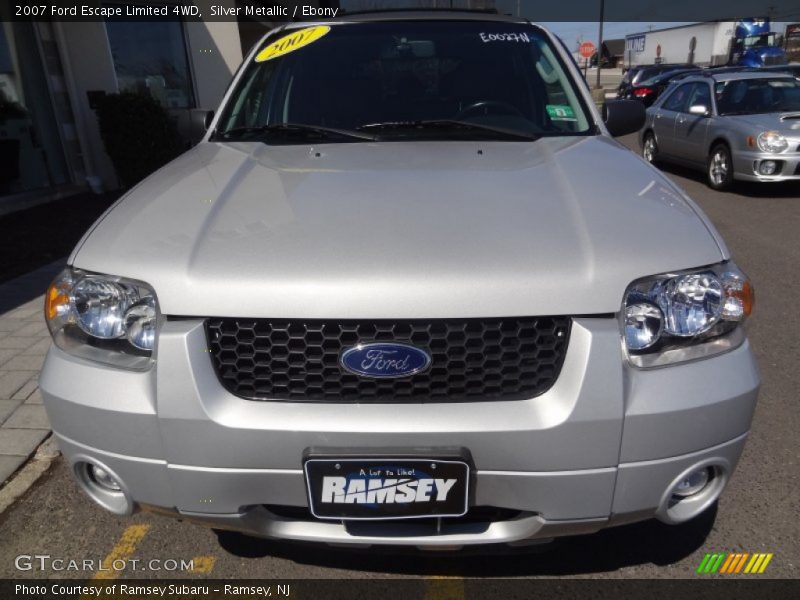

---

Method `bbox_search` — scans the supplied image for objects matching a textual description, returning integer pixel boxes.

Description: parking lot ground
[0,135,798,581]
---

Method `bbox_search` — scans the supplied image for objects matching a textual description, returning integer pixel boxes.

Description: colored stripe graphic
[734,553,749,573]
[696,553,712,573]
[745,554,760,573]
[699,552,773,574]
[723,553,740,573]
[710,553,726,573]
[758,554,774,573]
[719,553,736,573]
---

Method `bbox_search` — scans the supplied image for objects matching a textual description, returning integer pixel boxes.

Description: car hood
[73,137,725,318]
[724,112,800,133]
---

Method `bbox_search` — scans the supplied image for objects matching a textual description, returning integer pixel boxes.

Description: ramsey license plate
[304,458,470,520]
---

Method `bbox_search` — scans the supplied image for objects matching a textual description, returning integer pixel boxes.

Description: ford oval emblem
[340,342,431,379]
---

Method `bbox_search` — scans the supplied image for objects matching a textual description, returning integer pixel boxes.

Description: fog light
[758,160,777,175]
[671,468,710,498]
[88,464,122,492]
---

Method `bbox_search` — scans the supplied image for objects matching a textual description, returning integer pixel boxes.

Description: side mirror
[186,109,214,143]
[689,104,710,116]
[602,99,646,137]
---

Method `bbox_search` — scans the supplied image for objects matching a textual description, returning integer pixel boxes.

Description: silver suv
[41,13,759,549]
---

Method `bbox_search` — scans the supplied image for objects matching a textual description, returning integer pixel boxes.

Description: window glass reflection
[105,16,195,109]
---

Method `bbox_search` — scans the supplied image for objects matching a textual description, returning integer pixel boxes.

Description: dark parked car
[618,63,693,98]
[622,68,701,107]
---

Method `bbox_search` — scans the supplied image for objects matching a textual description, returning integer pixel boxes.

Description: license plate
[304,458,470,520]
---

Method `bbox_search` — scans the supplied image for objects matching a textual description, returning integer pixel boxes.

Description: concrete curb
[0,435,60,514]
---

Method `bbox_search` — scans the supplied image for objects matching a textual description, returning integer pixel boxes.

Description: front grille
[205,317,571,402]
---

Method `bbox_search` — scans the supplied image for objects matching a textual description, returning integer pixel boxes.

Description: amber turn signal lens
[45,282,71,321]
[723,277,754,320]
[735,280,754,318]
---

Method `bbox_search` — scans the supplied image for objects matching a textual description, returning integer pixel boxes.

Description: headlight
[45,267,160,369]
[757,131,788,153]
[72,277,139,339]
[623,262,753,367]
[657,272,723,336]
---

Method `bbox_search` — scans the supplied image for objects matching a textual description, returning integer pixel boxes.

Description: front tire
[707,144,734,190]
[642,132,659,164]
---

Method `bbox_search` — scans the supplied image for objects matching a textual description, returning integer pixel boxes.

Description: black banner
[2,0,800,23]
[3,579,800,600]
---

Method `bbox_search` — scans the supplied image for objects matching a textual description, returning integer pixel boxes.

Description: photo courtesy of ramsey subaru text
[40,12,759,549]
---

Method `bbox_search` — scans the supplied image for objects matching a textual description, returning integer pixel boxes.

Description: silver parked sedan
[640,71,800,189]
[40,12,759,549]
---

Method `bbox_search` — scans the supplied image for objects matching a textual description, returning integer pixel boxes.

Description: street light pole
[595,0,605,89]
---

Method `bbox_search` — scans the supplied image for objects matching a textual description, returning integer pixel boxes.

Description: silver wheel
[709,148,729,187]
[643,134,657,163]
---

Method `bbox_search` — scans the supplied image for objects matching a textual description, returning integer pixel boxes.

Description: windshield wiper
[357,120,541,141]
[216,123,377,142]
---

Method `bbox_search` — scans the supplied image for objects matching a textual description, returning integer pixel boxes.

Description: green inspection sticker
[546,104,576,120]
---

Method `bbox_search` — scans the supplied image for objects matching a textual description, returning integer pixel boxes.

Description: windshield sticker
[479,32,530,43]
[546,105,576,120]
[255,26,331,62]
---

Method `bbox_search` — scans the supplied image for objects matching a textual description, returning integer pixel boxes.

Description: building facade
[0,0,333,211]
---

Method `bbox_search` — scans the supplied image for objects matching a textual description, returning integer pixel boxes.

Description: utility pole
[595,0,605,89]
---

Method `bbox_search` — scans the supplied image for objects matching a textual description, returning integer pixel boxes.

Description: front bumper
[40,317,760,547]
[733,149,800,182]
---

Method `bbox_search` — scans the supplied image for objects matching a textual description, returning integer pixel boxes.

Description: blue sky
[541,22,691,50]
[338,1,797,51]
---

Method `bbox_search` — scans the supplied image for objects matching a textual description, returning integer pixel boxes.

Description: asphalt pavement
[0,134,798,584]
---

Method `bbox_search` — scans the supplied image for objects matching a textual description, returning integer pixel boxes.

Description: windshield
[715,78,800,115]
[742,33,775,49]
[213,21,592,143]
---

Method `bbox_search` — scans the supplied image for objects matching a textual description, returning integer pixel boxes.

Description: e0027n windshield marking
[479,32,531,43]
